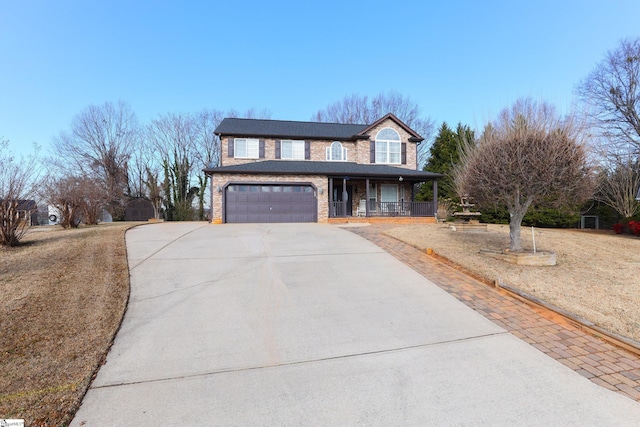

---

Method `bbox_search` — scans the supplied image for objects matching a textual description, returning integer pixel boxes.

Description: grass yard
[0,223,139,426]
[2,221,640,425]
[387,223,640,342]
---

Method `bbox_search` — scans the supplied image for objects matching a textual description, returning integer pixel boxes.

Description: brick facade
[210,174,417,224]
[208,116,436,224]
[220,118,418,170]
[363,120,418,169]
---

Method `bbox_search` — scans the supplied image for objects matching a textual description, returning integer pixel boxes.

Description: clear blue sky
[2,0,640,157]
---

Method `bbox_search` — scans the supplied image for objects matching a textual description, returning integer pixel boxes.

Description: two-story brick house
[204,113,442,223]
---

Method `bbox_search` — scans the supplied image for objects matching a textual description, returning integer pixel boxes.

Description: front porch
[327,176,438,222]
[330,200,436,219]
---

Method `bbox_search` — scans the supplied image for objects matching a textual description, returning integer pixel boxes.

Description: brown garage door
[225,184,317,223]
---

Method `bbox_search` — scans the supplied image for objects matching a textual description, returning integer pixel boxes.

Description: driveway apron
[72,223,640,426]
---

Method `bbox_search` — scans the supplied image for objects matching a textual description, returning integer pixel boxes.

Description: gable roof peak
[358,113,424,141]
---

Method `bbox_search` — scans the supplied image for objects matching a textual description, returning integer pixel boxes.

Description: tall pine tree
[418,122,474,200]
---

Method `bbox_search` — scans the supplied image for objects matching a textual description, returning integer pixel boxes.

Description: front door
[333,185,353,216]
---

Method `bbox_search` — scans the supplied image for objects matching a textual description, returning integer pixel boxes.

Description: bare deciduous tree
[43,174,107,228]
[0,140,42,246]
[190,108,272,220]
[128,135,165,218]
[145,108,272,221]
[595,155,640,218]
[192,109,225,220]
[576,38,640,155]
[226,107,272,121]
[43,175,84,228]
[147,113,199,221]
[143,166,163,219]
[78,176,108,225]
[454,98,594,251]
[52,100,140,220]
[312,92,435,168]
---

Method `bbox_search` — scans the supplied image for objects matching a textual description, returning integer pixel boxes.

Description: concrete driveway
[72,223,640,426]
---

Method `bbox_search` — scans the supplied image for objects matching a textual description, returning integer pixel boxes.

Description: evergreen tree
[418,122,474,201]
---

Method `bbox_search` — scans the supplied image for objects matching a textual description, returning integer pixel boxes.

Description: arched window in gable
[375,128,401,164]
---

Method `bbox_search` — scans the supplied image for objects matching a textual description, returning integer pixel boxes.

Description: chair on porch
[356,199,367,216]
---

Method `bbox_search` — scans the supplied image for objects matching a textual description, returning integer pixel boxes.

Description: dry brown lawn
[2,221,640,425]
[0,223,138,426]
[386,223,640,342]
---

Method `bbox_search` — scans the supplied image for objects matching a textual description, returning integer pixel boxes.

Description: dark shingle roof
[1,199,37,210]
[214,118,370,140]
[204,161,442,181]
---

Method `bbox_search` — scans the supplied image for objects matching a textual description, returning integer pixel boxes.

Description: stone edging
[427,250,640,357]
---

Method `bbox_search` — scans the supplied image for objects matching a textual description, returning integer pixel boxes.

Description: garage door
[225,184,317,223]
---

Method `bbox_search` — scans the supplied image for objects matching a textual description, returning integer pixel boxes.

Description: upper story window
[326,141,347,161]
[234,138,259,159]
[375,128,401,164]
[281,140,305,160]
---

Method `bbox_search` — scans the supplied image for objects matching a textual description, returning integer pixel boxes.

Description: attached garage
[225,184,317,223]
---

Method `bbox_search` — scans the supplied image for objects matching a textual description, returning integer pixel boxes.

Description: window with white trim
[234,138,259,159]
[281,140,305,160]
[381,184,398,203]
[326,141,347,161]
[375,128,401,164]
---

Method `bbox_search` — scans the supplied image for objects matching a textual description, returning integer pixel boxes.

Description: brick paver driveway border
[348,224,640,401]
